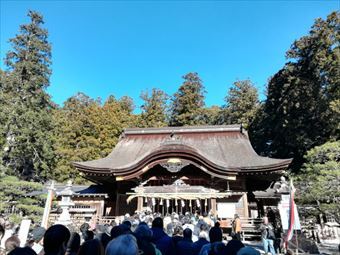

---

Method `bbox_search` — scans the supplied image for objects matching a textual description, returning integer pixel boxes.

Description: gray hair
[105,234,138,255]
[199,231,208,240]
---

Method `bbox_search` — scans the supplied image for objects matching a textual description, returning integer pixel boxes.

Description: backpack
[267,227,276,240]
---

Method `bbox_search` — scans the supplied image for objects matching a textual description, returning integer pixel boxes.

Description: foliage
[53,93,137,183]
[219,80,259,128]
[169,72,206,126]
[140,88,169,127]
[0,11,55,180]
[253,12,340,170]
[202,106,221,125]
[0,175,45,224]
[295,141,340,224]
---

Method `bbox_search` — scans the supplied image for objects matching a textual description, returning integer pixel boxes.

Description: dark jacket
[172,235,183,247]
[222,239,244,255]
[259,223,275,240]
[176,238,194,255]
[192,238,209,255]
[151,227,175,255]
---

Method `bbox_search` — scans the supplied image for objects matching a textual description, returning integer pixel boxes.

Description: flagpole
[294,205,299,254]
[41,181,55,229]
[285,179,296,254]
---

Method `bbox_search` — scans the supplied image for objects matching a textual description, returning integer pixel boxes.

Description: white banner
[18,219,31,247]
[217,202,236,218]
[278,195,301,230]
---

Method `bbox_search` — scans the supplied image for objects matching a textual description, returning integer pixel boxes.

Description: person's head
[183,228,192,240]
[209,226,222,243]
[82,230,94,241]
[8,247,37,255]
[43,224,70,255]
[199,222,210,232]
[5,220,13,230]
[110,225,124,239]
[66,232,80,254]
[263,216,269,224]
[106,234,138,255]
[286,249,294,255]
[95,224,106,234]
[173,225,183,236]
[199,231,208,240]
[236,246,260,255]
[119,223,132,234]
[152,217,163,229]
[166,222,174,236]
[122,220,132,229]
[134,224,153,242]
[77,239,104,255]
[30,226,46,243]
[5,235,20,253]
[79,223,90,233]
[234,214,239,219]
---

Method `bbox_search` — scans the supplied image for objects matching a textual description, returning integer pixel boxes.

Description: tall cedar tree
[140,88,168,127]
[219,80,259,128]
[252,12,340,170]
[0,11,54,180]
[170,72,206,126]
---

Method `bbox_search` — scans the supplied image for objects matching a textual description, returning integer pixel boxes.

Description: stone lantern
[56,180,74,226]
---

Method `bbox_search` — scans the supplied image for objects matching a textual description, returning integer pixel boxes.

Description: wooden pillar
[137,197,143,212]
[115,194,120,216]
[242,193,249,218]
[210,198,217,216]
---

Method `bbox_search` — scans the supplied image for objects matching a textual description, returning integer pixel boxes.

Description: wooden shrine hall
[73,125,292,219]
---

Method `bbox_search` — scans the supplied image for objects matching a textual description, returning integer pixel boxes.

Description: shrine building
[72,125,292,220]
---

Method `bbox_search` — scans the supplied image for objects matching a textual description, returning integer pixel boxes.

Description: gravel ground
[243,240,340,254]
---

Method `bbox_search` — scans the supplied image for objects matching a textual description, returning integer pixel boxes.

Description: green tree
[219,80,259,128]
[53,93,138,183]
[170,72,206,126]
[254,12,340,169]
[0,175,45,224]
[202,106,221,125]
[99,95,137,155]
[140,88,168,127]
[295,141,340,224]
[0,11,55,180]
[53,93,101,183]
[118,96,135,114]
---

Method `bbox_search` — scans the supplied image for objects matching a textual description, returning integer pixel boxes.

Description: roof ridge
[124,124,242,135]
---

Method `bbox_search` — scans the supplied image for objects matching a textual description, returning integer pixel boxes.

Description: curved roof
[73,125,292,180]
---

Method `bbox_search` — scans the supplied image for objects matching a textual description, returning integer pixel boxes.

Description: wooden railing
[219,218,262,241]
[240,218,262,241]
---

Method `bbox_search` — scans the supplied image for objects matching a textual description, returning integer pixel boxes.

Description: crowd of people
[0,211,269,255]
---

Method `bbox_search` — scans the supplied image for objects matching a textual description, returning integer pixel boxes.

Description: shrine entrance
[127,179,239,215]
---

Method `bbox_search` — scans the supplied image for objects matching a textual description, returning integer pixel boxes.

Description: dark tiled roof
[26,184,108,197]
[73,125,292,179]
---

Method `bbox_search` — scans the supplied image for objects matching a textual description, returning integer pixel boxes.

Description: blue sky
[1,1,338,110]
